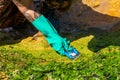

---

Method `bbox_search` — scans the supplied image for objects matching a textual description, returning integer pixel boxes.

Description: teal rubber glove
[32,15,76,56]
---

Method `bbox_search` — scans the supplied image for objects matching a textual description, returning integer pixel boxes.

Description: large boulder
[59,0,120,33]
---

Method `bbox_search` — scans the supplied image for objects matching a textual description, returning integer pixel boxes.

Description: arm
[12,0,40,22]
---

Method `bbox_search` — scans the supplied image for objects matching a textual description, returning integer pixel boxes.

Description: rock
[58,0,120,33]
